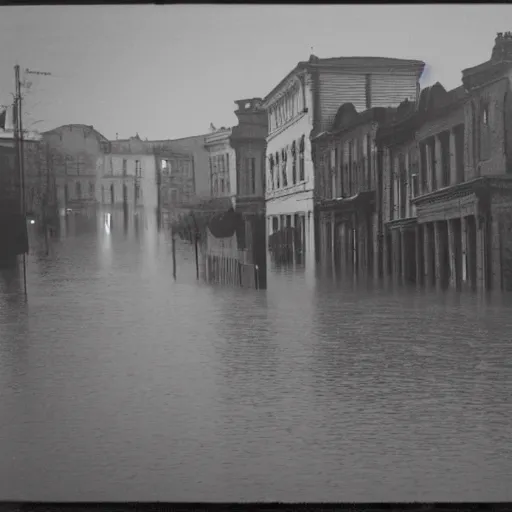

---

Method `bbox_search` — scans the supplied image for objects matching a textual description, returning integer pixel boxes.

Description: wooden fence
[204,254,259,289]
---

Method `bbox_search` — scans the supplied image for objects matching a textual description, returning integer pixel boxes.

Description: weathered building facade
[378,33,512,292]
[146,134,211,201]
[42,124,110,214]
[154,146,195,222]
[229,97,268,285]
[314,104,392,278]
[204,126,236,203]
[263,54,424,271]
[100,135,157,217]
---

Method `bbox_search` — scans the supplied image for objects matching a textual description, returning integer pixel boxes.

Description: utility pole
[14,64,27,298]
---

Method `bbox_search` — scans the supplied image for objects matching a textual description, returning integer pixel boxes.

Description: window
[348,141,354,196]
[275,152,280,188]
[226,153,230,177]
[109,157,113,175]
[220,177,225,194]
[75,181,82,199]
[483,104,489,125]
[428,137,437,191]
[299,135,305,182]
[101,185,105,204]
[170,189,178,204]
[388,150,394,220]
[77,155,84,175]
[269,155,275,191]
[480,100,491,161]
[398,153,407,218]
[282,148,288,187]
[250,157,256,194]
[454,124,465,184]
[440,131,450,187]
[419,142,427,194]
[409,149,419,199]
[89,181,94,198]
[338,148,344,198]
[135,160,141,177]
[122,159,127,177]
[213,177,218,196]
[291,141,297,184]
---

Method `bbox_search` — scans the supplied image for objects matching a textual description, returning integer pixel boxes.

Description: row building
[262,54,425,274]
[314,33,512,293]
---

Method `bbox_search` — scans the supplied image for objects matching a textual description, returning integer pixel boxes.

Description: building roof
[312,103,393,142]
[43,124,109,143]
[263,54,425,107]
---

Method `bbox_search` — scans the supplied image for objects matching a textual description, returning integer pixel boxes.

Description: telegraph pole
[14,66,52,296]
[14,65,27,297]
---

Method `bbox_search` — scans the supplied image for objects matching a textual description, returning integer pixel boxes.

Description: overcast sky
[0,5,509,140]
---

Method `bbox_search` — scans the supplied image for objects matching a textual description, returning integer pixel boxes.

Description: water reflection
[1,212,512,501]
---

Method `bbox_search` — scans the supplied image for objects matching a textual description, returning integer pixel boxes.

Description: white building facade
[204,126,236,205]
[262,54,424,272]
[99,136,158,216]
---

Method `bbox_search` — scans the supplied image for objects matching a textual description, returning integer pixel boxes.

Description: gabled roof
[43,124,109,143]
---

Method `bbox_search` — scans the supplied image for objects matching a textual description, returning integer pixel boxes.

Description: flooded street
[2,212,512,502]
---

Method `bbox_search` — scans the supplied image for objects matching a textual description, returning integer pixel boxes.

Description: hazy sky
[0,5,510,141]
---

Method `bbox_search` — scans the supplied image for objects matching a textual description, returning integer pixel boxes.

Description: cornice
[262,71,306,110]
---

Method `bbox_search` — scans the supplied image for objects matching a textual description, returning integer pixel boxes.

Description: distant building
[146,134,211,201]
[204,125,236,203]
[230,98,268,284]
[1,104,58,226]
[42,124,110,214]
[100,134,157,216]
[262,53,424,273]
[153,146,195,222]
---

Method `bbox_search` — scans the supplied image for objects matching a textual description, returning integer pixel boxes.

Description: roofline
[262,57,425,108]
[42,124,109,143]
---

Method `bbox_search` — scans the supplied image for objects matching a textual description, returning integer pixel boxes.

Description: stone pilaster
[391,229,400,283]
[491,215,502,292]
[424,223,433,286]
[331,211,336,269]
[434,221,442,287]
[461,216,468,285]
[415,224,422,285]
[448,219,457,288]
[382,227,389,283]
[373,214,379,279]
[449,130,457,185]
[476,217,485,291]
[400,230,407,284]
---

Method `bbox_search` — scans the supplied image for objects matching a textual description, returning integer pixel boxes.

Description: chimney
[116,132,119,140]
[491,31,512,62]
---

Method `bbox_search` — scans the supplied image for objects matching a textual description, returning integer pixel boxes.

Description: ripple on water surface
[1,219,512,502]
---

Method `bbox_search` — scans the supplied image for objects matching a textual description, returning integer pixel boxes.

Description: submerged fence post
[194,232,199,280]
[171,227,177,280]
